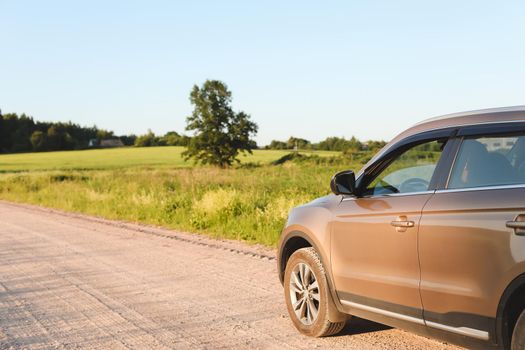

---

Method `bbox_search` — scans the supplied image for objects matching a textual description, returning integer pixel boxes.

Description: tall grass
[0,154,366,246]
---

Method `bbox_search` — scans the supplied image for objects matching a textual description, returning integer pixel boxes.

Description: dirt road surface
[0,201,462,350]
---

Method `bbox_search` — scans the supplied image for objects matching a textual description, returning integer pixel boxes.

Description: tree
[317,136,349,151]
[286,137,311,150]
[348,136,363,151]
[134,130,159,147]
[161,131,184,146]
[363,140,387,152]
[96,129,114,141]
[9,113,35,152]
[30,131,47,151]
[183,80,258,167]
[46,125,75,151]
[266,140,288,150]
[119,134,137,146]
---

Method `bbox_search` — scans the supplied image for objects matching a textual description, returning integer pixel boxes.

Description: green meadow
[0,146,339,172]
[0,147,363,246]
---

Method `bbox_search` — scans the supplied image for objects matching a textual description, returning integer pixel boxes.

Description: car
[277,106,525,350]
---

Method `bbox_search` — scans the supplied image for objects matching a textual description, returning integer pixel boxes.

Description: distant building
[88,139,99,147]
[100,139,124,148]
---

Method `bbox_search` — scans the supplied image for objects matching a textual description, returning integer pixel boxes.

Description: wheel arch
[277,229,345,313]
[278,229,346,319]
[278,231,316,284]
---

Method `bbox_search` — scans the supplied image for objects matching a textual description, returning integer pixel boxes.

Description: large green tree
[183,80,258,167]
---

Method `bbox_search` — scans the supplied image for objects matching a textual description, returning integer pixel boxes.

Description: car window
[448,135,525,189]
[364,140,445,196]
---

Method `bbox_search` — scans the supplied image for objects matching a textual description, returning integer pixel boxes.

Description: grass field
[0,147,339,172]
[0,147,365,246]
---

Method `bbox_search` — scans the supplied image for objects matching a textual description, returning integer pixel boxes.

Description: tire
[284,247,348,337]
[512,309,525,350]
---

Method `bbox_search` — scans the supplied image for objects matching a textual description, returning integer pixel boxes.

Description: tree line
[0,111,190,153]
[0,109,385,155]
[0,112,117,153]
[0,80,386,167]
[265,136,387,153]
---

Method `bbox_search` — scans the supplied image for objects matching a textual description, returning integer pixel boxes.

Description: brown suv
[278,106,525,350]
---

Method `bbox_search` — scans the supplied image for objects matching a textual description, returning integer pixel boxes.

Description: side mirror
[330,170,356,196]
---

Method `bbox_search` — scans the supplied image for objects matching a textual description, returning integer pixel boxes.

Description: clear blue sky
[1,1,524,145]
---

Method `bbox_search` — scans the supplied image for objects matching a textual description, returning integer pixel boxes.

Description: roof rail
[414,106,525,126]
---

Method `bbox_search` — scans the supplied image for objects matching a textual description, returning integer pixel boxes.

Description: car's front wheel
[512,308,525,349]
[284,247,348,337]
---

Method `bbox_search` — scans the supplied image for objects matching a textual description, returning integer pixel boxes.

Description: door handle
[390,221,415,228]
[506,219,525,236]
[390,217,415,232]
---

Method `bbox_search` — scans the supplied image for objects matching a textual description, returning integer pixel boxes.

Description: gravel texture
[0,201,462,349]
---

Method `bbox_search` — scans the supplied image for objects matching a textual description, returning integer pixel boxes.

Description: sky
[1,1,524,146]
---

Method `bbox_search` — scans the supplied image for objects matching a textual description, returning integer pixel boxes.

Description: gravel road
[0,201,462,350]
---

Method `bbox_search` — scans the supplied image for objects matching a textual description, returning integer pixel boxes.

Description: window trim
[437,183,525,195]
[457,122,525,138]
[442,136,463,190]
[342,190,435,202]
[429,136,460,190]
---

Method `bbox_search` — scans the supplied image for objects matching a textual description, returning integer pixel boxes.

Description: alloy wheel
[289,262,320,325]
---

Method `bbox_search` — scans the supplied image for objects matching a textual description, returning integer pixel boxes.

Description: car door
[331,136,450,320]
[419,125,525,342]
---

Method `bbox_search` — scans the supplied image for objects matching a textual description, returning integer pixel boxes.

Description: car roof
[357,106,525,177]
[414,105,525,128]
[393,105,525,145]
